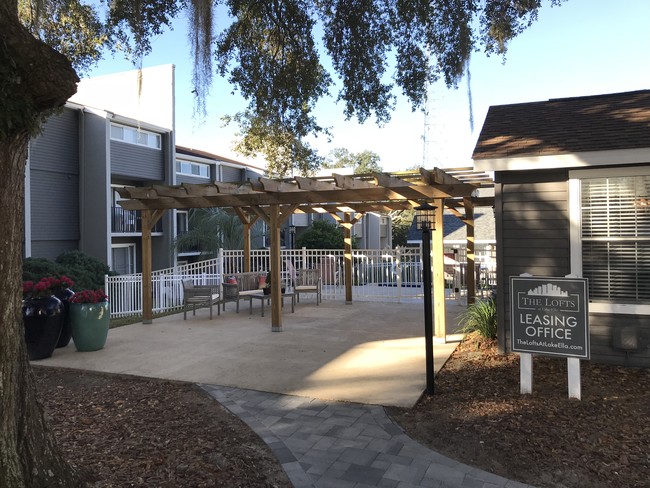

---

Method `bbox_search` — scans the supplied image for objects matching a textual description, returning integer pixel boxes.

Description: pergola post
[269,205,282,331]
[343,213,353,304]
[234,208,258,273]
[433,199,446,339]
[464,197,476,304]
[142,210,153,324]
[141,208,165,324]
[330,211,363,305]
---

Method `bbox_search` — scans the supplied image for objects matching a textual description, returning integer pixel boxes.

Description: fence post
[396,246,402,304]
[218,248,224,282]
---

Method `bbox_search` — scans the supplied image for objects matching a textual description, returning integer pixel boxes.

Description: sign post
[510,275,589,399]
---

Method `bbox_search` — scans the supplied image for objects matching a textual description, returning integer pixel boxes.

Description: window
[176,211,189,236]
[112,244,136,275]
[571,168,650,313]
[176,160,210,178]
[110,123,161,149]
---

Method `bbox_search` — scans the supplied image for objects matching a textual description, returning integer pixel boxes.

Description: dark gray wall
[79,111,110,267]
[494,168,650,367]
[29,108,80,260]
[111,140,164,181]
[177,174,211,185]
[221,165,244,182]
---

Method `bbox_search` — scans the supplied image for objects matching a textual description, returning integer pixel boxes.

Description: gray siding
[29,109,80,260]
[111,141,164,181]
[177,174,211,185]
[589,314,650,368]
[221,165,243,182]
[495,170,570,353]
[495,168,650,367]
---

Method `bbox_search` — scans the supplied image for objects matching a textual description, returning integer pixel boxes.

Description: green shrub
[458,297,497,340]
[23,257,66,283]
[23,251,113,292]
[55,250,113,291]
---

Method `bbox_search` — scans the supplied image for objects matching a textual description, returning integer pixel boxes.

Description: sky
[86,0,650,172]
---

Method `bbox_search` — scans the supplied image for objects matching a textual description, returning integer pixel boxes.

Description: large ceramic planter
[23,296,64,360]
[70,301,110,352]
[55,288,75,348]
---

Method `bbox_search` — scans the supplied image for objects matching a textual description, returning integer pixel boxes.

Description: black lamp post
[415,202,437,395]
[289,225,296,249]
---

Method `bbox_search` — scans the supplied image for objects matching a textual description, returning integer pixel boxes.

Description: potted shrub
[69,289,110,352]
[263,271,272,295]
[22,277,67,360]
[262,271,285,295]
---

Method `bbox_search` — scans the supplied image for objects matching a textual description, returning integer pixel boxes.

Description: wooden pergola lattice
[117,167,494,333]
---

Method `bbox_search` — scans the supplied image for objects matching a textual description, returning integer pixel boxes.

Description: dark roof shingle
[472,90,650,160]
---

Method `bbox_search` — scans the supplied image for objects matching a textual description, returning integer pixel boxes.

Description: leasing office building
[473,90,650,367]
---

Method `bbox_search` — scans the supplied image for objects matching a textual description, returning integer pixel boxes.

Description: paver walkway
[202,385,535,488]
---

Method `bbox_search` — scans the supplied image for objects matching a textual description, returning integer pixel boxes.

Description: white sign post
[510,274,589,399]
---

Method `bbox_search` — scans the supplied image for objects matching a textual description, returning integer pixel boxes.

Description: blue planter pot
[70,302,110,352]
[55,288,75,348]
[23,296,64,360]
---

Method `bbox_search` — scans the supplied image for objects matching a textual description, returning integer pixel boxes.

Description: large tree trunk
[0,1,82,486]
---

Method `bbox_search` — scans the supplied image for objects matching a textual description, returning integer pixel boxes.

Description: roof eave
[473,147,650,172]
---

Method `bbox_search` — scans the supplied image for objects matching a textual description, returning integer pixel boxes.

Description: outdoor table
[247,291,295,317]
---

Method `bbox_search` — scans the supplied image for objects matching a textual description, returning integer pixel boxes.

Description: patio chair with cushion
[294,268,322,305]
[182,279,220,320]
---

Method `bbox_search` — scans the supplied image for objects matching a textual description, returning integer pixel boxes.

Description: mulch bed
[388,333,650,488]
[33,367,291,487]
[32,334,650,488]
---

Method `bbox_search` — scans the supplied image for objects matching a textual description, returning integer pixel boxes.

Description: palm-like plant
[457,297,497,340]
[173,208,246,257]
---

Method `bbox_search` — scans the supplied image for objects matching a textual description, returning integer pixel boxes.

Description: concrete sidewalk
[39,299,463,407]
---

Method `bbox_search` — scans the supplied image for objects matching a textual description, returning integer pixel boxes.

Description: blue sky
[87,0,650,172]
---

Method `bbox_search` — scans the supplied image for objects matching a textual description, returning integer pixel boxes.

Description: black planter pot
[55,288,75,348]
[23,296,64,360]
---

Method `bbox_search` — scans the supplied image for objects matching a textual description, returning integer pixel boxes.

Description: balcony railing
[112,207,163,234]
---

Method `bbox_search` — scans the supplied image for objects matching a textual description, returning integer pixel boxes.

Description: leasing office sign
[510,276,590,359]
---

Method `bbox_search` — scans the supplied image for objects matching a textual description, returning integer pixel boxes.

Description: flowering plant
[22,276,74,299]
[70,289,109,304]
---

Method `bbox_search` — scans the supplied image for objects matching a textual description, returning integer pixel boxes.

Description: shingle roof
[472,90,650,160]
[407,210,495,242]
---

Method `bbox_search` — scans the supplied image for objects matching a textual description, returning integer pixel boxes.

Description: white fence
[106,245,496,318]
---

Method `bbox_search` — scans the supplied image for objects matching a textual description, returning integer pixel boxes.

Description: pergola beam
[119,168,495,332]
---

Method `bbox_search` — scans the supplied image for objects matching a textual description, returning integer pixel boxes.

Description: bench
[294,268,322,305]
[182,279,220,320]
[222,271,266,312]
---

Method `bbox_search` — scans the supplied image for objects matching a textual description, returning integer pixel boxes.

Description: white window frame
[176,210,189,236]
[175,159,211,179]
[110,123,161,150]
[569,166,650,315]
[111,243,136,275]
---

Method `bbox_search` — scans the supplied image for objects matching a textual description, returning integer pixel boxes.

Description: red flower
[22,275,76,299]
[70,289,109,304]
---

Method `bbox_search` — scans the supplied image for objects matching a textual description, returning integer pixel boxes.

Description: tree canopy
[17,0,565,175]
[296,220,345,249]
[323,148,382,174]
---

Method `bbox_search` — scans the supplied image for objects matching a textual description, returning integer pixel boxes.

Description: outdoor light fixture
[415,202,437,231]
[416,201,437,396]
[289,225,296,249]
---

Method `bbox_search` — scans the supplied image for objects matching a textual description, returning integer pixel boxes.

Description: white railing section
[106,245,496,318]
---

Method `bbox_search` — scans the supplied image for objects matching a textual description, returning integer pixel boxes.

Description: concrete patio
[37,298,466,408]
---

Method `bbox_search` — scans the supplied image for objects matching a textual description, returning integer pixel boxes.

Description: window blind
[581,176,650,303]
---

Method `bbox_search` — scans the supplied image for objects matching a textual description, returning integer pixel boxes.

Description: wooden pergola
[117,167,494,334]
